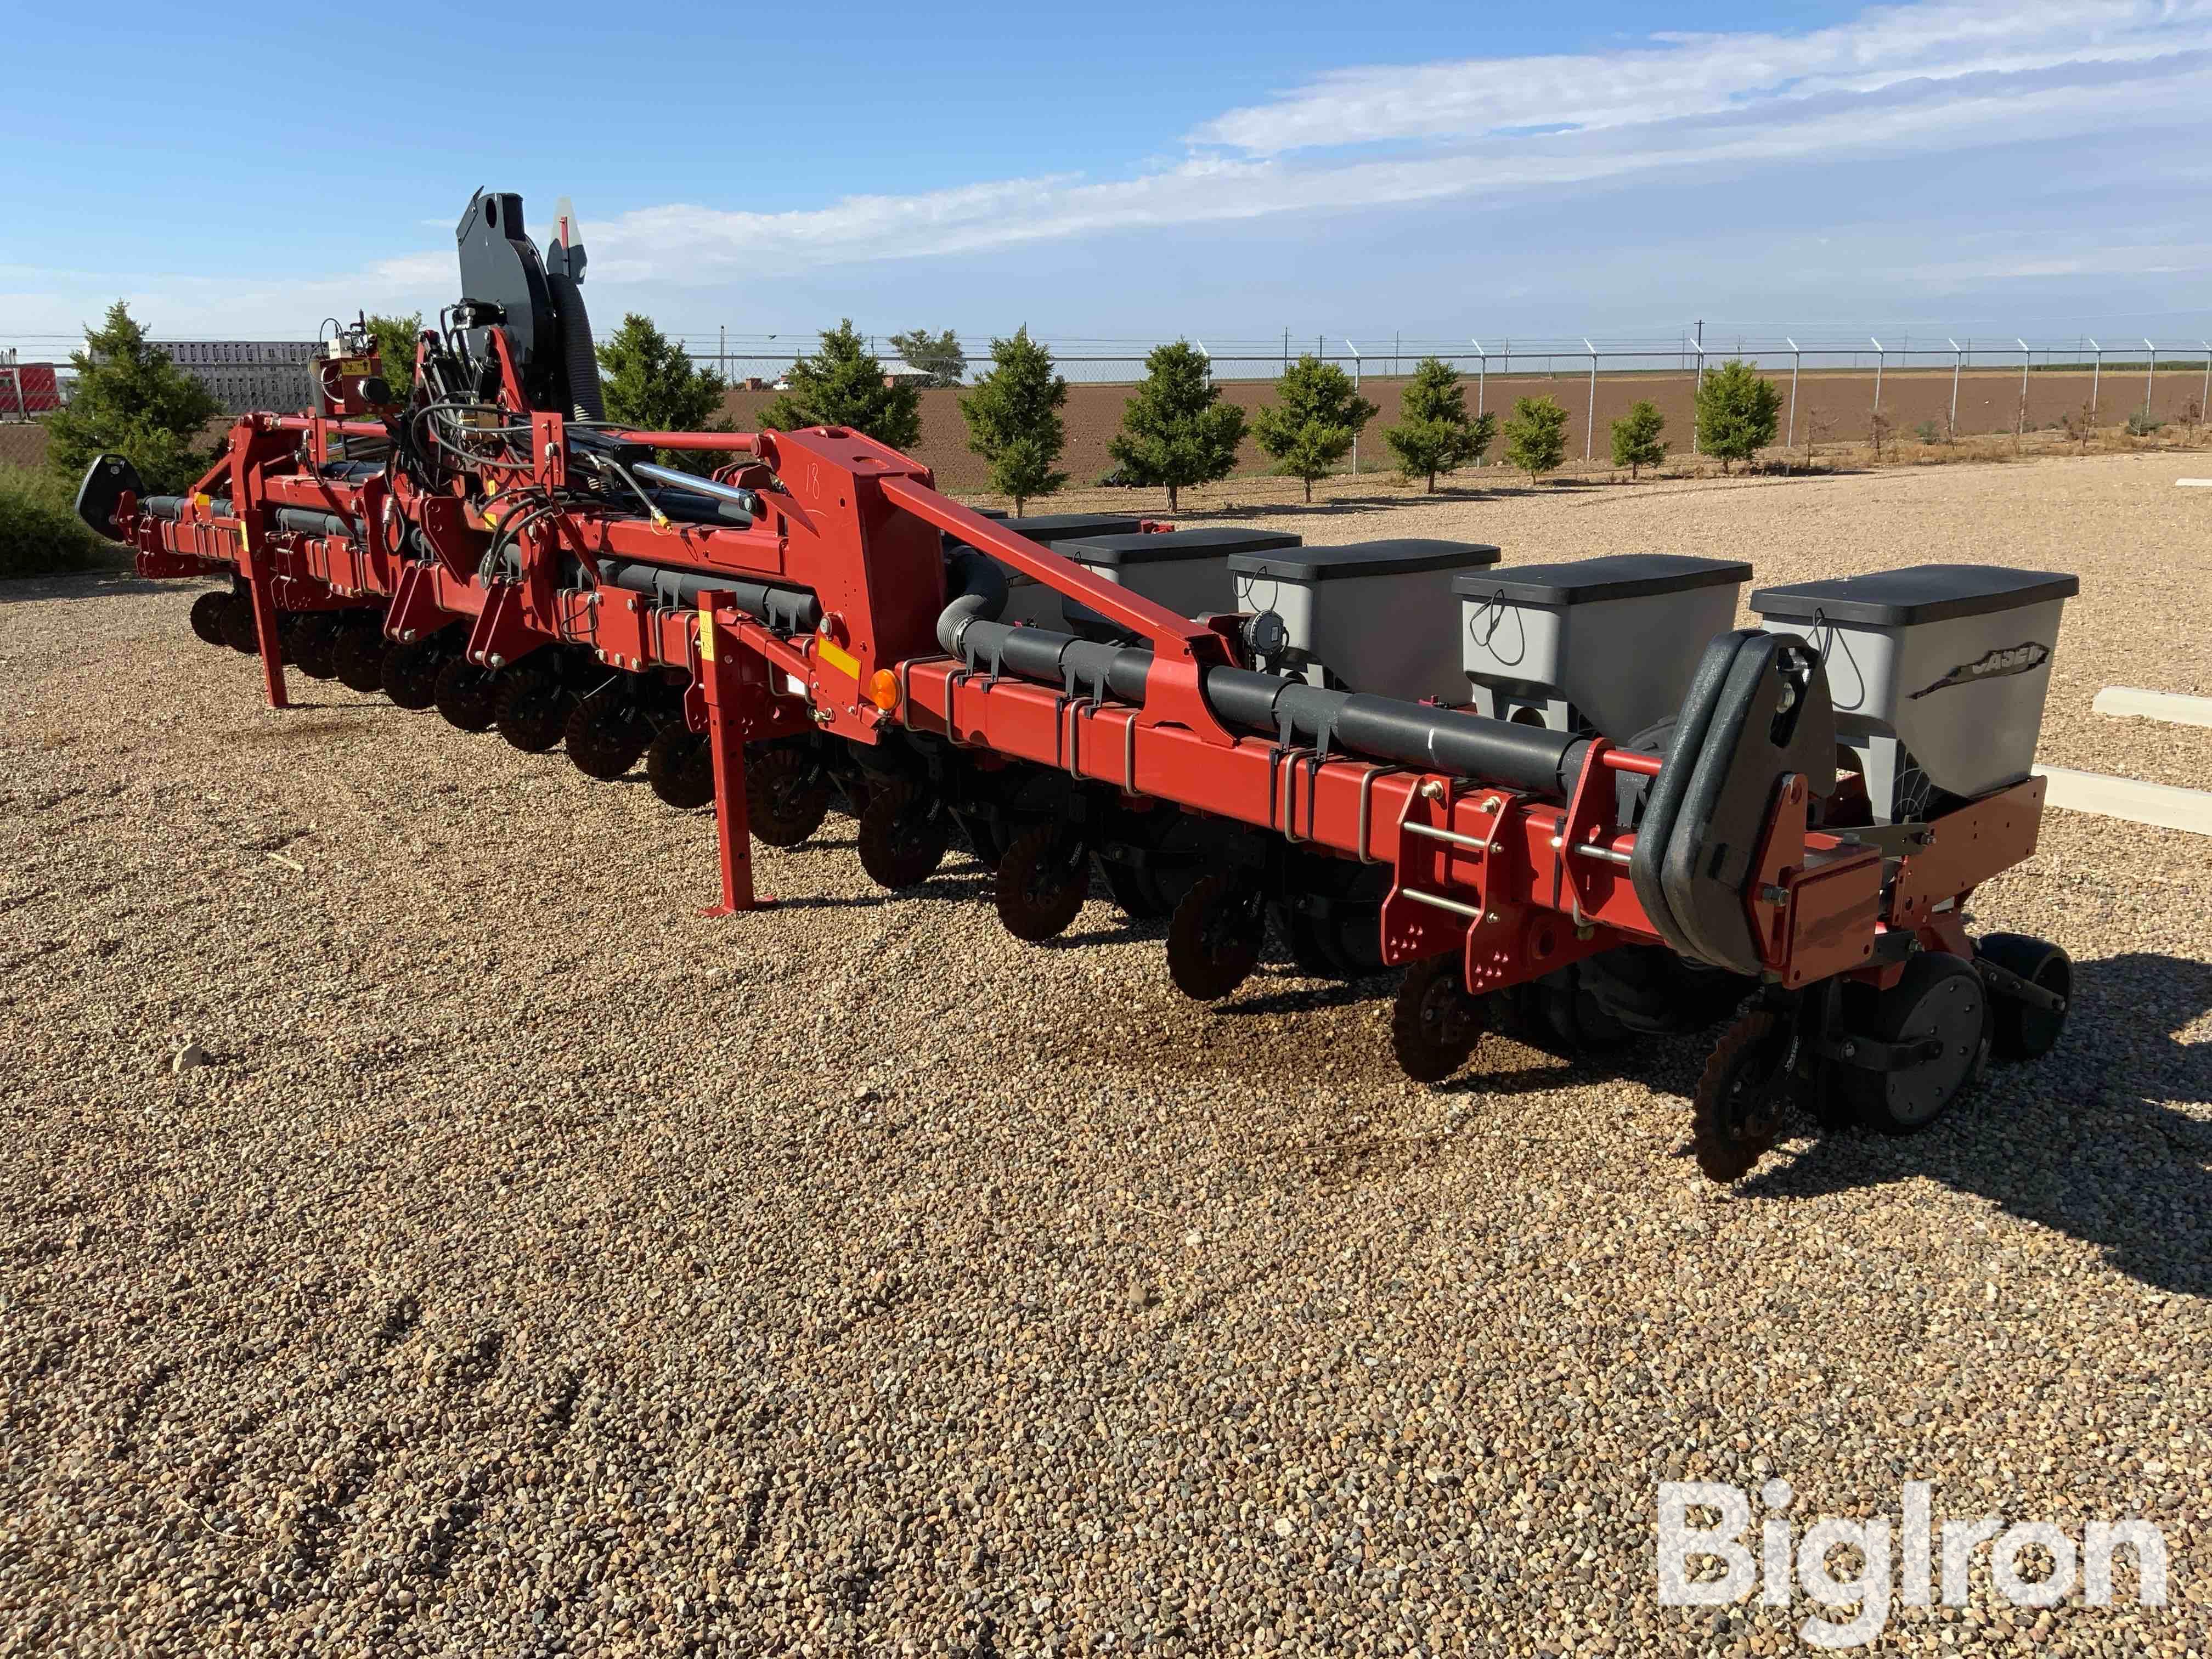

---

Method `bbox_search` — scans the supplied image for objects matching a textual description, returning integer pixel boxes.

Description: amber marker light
[867,670,901,712]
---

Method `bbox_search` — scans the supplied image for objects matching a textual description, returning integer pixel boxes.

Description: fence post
[1344,340,1362,477]
[2144,338,2158,416]
[2017,340,2031,427]
[1870,337,1885,417]
[1583,338,1597,461]
[1948,338,1962,436]
[2202,342,2210,422]
[1786,338,1801,449]
[2089,338,2101,417]
[1470,340,1486,419]
[1689,342,1706,455]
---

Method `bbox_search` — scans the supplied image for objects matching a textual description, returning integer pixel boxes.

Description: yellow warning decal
[816,637,860,681]
[698,595,716,662]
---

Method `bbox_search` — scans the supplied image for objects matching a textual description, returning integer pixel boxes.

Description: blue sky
[4,1,2210,351]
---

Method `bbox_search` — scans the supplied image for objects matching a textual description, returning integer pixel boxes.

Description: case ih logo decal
[1908,641,2050,699]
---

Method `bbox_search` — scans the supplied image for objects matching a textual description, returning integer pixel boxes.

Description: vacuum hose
[948,615,1588,798]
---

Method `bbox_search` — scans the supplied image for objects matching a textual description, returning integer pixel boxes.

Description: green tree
[1610,399,1667,479]
[758,320,922,453]
[1106,341,1249,512]
[1251,356,1378,503]
[958,326,1069,514]
[1381,357,1495,492]
[43,301,222,495]
[597,312,731,475]
[888,328,967,389]
[365,312,423,401]
[1694,359,1782,473]
[1502,394,1569,485]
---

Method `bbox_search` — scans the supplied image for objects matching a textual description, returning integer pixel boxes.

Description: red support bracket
[464,581,543,670]
[698,599,766,916]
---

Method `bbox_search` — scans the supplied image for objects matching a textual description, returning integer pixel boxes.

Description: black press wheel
[380,635,445,710]
[995,827,1090,943]
[218,592,261,654]
[856,780,952,890]
[747,747,832,848]
[1840,951,1988,1135]
[291,614,341,680]
[1390,952,1487,1083]
[563,691,651,780]
[331,620,390,693]
[1096,853,1169,919]
[493,669,568,753]
[1165,872,1265,1001]
[1691,1006,1793,1182]
[432,656,501,732]
[645,724,715,810]
[189,591,229,647]
[1976,933,2072,1062]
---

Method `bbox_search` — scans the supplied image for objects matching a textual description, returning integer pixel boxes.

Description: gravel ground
[3,452,2208,1657]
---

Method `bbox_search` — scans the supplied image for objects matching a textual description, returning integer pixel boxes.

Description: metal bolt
[1481,799,1501,814]
[489,654,504,669]
[1419,780,1444,800]
[1842,1041,1857,1059]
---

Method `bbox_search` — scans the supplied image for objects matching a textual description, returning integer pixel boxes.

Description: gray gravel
[3,453,2209,1656]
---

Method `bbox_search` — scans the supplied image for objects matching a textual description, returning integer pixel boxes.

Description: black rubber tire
[1577,944,1751,1036]
[1840,951,1988,1136]
[189,591,229,647]
[1096,854,1169,919]
[1977,933,2071,1062]
[856,780,951,890]
[432,657,501,732]
[1691,1007,1791,1182]
[748,748,833,848]
[1391,953,1486,1083]
[331,622,390,693]
[1165,873,1265,1002]
[291,614,341,681]
[218,593,260,654]
[563,692,651,780]
[645,725,715,810]
[380,635,445,710]
[494,669,568,753]
[995,827,1089,943]
[1283,904,1347,979]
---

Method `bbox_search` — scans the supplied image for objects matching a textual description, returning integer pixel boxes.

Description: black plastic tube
[596,558,822,633]
[949,616,1587,797]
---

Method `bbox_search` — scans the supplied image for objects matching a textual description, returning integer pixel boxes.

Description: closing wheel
[218,593,260,654]
[747,748,832,847]
[494,669,567,753]
[1976,933,2072,1062]
[995,827,1090,943]
[291,614,341,681]
[1692,1007,1792,1183]
[432,656,501,732]
[380,635,445,710]
[1165,872,1265,1001]
[189,592,229,647]
[1284,905,1347,980]
[1840,951,1987,1135]
[563,692,651,780]
[857,780,952,889]
[331,621,390,693]
[1391,953,1487,1083]
[644,725,714,810]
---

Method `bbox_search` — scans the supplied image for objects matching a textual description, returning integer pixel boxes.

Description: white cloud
[1190,0,2212,153]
